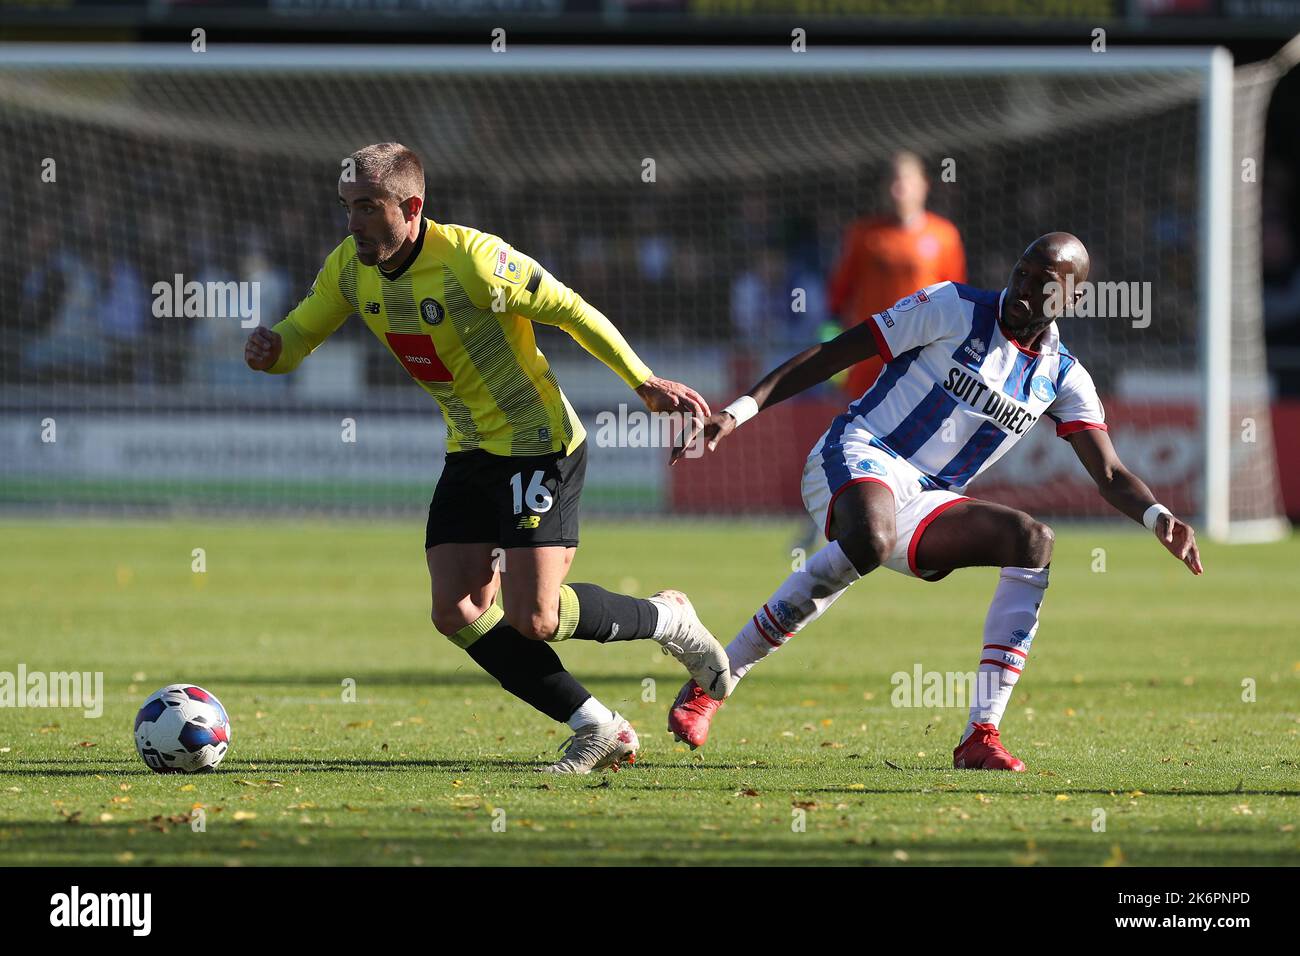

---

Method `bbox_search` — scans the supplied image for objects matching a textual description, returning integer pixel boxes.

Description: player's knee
[431,606,465,637]
[431,596,490,638]
[839,524,895,575]
[1021,518,1055,568]
[504,606,558,642]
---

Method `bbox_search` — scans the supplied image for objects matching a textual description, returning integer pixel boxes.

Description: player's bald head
[347,142,425,203]
[1022,232,1090,283]
[1002,232,1092,338]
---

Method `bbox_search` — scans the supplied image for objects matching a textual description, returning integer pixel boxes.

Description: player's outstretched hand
[669,411,737,466]
[1154,513,1204,575]
[635,376,710,420]
[244,326,283,371]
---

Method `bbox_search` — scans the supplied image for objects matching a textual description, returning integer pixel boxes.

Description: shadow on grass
[2,822,1294,867]
[4,756,1298,797]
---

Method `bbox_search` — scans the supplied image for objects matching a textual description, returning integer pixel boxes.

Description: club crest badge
[420,298,445,326]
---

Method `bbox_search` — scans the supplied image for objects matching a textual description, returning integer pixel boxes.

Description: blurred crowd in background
[5,90,1300,400]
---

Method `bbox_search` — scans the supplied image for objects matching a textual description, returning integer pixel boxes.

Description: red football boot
[668,679,726,749]
[952,722,1026,772]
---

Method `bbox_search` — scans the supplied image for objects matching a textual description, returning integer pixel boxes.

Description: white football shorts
[802,423,970,581]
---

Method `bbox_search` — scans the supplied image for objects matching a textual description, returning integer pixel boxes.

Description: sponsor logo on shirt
[942,366,1040,436]
[385,332,452,382]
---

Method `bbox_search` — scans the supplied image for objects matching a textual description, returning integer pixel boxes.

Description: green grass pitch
[0,517,1296,866]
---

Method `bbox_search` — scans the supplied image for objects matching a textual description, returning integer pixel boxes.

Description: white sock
[962,566,1048,744]
[567,696,615,730]
[726,540,862,681]
[648,599,671,640]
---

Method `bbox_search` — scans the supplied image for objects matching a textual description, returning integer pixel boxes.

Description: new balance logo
[516,515,541,530]
[364,301,381,314]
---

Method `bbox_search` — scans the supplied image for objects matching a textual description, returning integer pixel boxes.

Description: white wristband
[722,395,759,428]
[1143,503,1172,531]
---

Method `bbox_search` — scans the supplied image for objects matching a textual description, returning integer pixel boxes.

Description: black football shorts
[424,440,587,551]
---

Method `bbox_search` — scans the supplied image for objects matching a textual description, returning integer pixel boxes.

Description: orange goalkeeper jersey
[827,212,966,398]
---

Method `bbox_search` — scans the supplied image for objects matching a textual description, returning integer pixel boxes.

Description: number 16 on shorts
[510,470,554,515]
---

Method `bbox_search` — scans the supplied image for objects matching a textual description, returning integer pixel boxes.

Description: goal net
[0,44,1288,540]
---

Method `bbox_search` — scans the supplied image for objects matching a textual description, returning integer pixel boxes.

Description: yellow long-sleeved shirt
[268,218,652,456]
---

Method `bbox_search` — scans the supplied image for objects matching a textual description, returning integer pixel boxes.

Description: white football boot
[648,589,733,701]
[540,713,639,774]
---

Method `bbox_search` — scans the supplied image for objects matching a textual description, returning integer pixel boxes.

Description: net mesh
[0,51,1285,535]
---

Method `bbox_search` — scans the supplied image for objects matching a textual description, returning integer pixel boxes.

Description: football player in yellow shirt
[245,143,730,773]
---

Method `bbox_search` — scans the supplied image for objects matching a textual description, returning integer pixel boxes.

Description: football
[133,684,231,774]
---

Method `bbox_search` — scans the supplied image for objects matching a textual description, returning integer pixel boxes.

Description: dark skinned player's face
[338,178,412,268]
[1002,254,1081,338]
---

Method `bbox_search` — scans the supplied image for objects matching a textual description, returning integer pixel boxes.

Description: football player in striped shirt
[245,143,731,773]
[669,233,1203,771]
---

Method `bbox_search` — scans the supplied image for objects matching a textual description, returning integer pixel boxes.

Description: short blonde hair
[348,142,425,202]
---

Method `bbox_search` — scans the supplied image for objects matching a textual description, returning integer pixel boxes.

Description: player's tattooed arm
[671,322,881,463]
[1067,428,1204,575]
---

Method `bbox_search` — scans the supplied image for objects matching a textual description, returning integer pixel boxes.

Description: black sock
[567,583,660,642]
[464,622,591,723]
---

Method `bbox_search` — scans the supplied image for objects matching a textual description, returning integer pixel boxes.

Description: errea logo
[50,886,151,936]
[963,337,986,362]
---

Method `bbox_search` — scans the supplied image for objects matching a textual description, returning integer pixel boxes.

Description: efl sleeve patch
[493,246,526,285]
